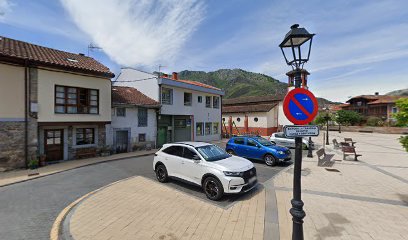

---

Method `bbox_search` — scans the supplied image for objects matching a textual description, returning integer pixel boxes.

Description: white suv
[153,142,257,201]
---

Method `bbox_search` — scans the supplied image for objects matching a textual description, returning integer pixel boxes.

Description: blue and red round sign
[283,88,319,125]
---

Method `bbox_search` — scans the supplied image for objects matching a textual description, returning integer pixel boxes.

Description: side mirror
[193,155,201,163]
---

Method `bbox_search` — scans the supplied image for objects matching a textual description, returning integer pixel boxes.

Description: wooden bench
[341,146,362,161]
[344,138,356,147]
[316,148,335,167]
[333,139,350,149]
[76,148,97,159]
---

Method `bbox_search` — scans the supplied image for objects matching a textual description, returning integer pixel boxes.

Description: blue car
[226,136,291,166]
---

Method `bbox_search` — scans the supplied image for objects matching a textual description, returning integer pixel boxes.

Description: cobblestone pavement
[275,132,408,240]
[0,149,289,240]
[68,176,266,240]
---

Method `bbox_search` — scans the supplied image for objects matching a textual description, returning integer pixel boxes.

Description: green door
[157,127,167,147]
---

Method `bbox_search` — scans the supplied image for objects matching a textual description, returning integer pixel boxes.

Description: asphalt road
[0,154,293,240]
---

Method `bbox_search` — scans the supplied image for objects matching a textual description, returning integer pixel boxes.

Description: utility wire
[113,76,158,83]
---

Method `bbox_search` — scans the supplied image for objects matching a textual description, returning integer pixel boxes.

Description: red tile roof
[223,103,278,113]
[0,36,114,78]
[346,95,407,105]
[112,86,160,107]
[162,77,221,91]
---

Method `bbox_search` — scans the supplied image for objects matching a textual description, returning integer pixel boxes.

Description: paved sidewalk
[275,132,408,240]
[0,150,156,187]
[67,176,265,240]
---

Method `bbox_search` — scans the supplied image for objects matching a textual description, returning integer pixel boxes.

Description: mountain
[317,97,342,107]
[386,88,408,96]
[177,69,287,99]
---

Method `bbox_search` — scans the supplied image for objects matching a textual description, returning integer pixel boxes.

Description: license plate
[248,176,257,184]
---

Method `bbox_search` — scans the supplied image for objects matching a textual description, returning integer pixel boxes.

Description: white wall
[0,63,25,119]
[277,101,292,127]
[114,68,159,101]
[107,107,157,146]
[37,69,111,122]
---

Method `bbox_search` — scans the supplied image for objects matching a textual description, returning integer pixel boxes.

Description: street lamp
[323,107,330,145]
[279,24,315,240]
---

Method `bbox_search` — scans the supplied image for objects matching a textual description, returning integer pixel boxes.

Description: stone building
[0,36,114,169]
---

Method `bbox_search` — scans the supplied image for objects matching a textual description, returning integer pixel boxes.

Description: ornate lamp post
[279,24,315,240]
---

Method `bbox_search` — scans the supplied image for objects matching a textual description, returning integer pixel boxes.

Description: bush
[400,136,408,152]
[366,116,383,126]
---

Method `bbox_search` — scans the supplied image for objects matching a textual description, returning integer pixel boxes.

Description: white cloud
[0,0,12,20]
[60,0,205,67]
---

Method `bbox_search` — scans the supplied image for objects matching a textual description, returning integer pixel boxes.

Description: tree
[314,111,334,126]
[393,98,408,127]
[393,98,408,152]
[335,110,362,126]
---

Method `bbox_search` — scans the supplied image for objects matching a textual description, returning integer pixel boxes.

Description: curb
[0,152,155,188]
[50,176,138,240]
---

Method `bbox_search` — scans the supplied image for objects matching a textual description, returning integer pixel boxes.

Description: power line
[113,76,157,83]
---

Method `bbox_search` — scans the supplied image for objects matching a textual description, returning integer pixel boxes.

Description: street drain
[325,168,340,172]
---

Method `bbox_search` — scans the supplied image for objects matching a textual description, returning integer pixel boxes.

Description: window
[213,96,220,108]
[139,134,146,142]
[162,146,183,157]
[213,122,219,134]
[138,108,148,127]
[392,107,398,114]
[116,107,126,117]
[76,128,95,145]
[184,92,192,106]
[254,117,258,122]
[55,85,98,114]
[233,138,245,145]
[237,117,241,122]
[205,122,212,135]
[198,96,202,103]
[196,122,204,136]
[161,88,173,105]
[183,147,196,160]
[205,96,211,108]
[247,139,258,147]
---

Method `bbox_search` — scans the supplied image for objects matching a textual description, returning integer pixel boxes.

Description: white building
[114,68,225,146]
[106,86,160,153]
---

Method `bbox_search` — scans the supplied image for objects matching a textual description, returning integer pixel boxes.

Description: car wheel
[203,176,224,201]
[155,164,168,183]
[227,149,235,155]
[264,154,278,166]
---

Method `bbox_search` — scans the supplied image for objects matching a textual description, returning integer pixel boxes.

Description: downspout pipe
[24,59,29,168]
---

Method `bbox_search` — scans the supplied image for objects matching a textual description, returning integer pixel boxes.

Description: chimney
[162,73,168,78]
[78,53,85,56]
[375,92,379,95]
[172,72,178,80]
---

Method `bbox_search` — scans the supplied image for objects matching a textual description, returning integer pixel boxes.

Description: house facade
[222,96,284,136]
[0,36,114,169]
[106,86,160,153]
[114,68,224,146]
[341,93,407,122]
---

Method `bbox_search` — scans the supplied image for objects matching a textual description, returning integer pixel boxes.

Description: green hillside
[177,69,288,99]
[386,88,408,96]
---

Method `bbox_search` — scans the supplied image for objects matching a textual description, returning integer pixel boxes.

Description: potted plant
[28,157,39,170]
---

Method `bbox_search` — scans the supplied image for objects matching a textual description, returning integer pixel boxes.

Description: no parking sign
[283,88,318,125]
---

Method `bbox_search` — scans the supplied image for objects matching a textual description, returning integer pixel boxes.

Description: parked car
[269,132,314,149]
[153,142,257,201]
[225,136,291,166]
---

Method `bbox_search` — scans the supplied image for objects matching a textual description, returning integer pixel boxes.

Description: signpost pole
[290,69,306,240]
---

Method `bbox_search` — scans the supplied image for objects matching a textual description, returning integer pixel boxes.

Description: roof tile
[112,86,160,107]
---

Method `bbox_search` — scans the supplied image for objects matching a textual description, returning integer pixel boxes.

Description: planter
[39,155,47,167]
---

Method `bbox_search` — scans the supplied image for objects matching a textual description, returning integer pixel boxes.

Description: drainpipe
[24,60,29,168]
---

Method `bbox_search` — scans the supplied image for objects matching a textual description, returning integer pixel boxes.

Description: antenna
[158,64,166,78]
[88,43,102,56]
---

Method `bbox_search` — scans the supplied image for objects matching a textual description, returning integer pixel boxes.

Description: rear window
[233,138,245,145]
[162,146,183,157]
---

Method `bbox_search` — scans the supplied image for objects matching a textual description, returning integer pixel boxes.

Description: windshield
[196,145,230,162]
[253,137,273,146]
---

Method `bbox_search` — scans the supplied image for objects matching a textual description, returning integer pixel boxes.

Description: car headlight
[224,171,243,177]
[277,151,285,155]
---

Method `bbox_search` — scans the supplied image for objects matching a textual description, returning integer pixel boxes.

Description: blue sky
[0,0,407,102]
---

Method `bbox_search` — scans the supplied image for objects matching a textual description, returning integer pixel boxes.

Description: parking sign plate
[284,125,320,137]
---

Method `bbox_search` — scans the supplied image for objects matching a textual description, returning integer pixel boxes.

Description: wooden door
[115,130,129,153]
[45,129,64,162]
